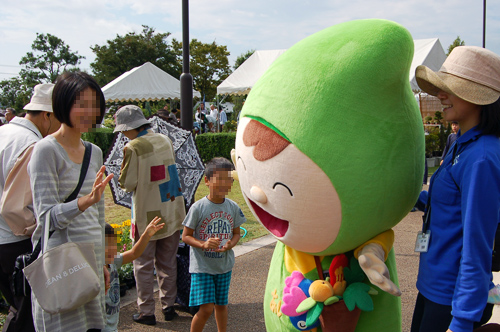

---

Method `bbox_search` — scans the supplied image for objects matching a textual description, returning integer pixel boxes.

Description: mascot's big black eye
[273,182,293,196]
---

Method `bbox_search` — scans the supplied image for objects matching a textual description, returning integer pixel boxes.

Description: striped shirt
[28,136,105,331]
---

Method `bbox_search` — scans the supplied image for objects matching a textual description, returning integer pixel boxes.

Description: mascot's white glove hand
[358,243,401,296]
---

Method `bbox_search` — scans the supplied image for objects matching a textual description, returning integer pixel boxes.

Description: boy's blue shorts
[189,271,232,306]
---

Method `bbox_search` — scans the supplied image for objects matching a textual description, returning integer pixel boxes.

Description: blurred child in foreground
[104,217,164,332]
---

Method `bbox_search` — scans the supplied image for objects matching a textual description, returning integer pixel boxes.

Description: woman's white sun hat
[416,46,500,105]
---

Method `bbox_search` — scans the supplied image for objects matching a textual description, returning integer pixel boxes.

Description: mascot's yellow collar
[284,246,325,274]
[284,230,394,274]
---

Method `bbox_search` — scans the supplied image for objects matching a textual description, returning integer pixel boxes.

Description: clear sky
[1,0,499,82]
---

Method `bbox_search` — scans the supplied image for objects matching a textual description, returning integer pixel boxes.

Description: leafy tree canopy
[173,38,231,100]
[447,36,465,56]
[19,33,84,85]
[90,25,179,86]
[1,33,82,110]
[0,77,31,111]
[234,49,255,70]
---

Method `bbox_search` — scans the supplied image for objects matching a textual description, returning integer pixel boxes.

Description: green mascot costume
[233,19,424,332]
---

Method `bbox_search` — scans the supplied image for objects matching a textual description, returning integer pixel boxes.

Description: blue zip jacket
[417,127,500,332]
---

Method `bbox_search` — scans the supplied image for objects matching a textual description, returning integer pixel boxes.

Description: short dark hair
[52,71,105,128]
[105,223,117,236]
[26,110,44,116]
[478,98,500,137]
[204,157,234,179]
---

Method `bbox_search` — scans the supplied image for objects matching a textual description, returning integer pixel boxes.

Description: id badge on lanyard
[415,194,433,253]
[415,230,431,252]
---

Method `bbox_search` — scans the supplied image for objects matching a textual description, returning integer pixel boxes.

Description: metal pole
[216,95,220,132]
[483,0,486,48]
[180,0,193,131]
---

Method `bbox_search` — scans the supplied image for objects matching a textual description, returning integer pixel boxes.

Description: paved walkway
[118,208,500,331]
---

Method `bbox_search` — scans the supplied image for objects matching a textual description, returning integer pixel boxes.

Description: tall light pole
[483,0,486,48]
[180,0,193,131]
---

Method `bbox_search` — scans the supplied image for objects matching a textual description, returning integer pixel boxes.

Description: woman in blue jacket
[411,46,500,332]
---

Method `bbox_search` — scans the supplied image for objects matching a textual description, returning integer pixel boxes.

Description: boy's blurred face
[105,235,119,264]
[206,170,234,199]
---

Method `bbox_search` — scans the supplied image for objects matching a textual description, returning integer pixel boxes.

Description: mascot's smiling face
[235,117,342,253]
[234,20,424,256]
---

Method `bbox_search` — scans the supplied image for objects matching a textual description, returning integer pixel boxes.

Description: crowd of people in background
[193,103,227,134]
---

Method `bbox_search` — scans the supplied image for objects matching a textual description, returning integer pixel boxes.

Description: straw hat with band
[416,46,500,106]
[23,83,55,112]
[114,105,150,133]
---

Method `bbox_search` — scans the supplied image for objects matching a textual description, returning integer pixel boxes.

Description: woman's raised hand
[78,166,114,211]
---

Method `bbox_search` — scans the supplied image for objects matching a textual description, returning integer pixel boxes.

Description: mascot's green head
[234,19,424,255]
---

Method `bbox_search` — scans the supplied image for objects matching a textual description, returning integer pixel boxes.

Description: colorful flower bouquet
[281,254,377,332]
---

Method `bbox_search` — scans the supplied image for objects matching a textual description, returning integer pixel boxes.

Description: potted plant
[425,134,440,167]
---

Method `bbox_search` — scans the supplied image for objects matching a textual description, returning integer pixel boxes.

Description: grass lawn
[104,180,267,244]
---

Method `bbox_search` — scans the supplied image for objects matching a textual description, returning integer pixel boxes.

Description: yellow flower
[116,230,123,235]
[110,223,121,229]
[117,238,121,243]
[122,220,131,227]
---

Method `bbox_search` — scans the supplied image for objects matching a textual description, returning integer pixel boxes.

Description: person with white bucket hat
[411,46,500,332]
[0,83,61,332]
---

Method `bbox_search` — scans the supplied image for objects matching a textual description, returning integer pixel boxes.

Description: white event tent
[217,39,446,96]
[409,38,447,91]
[217,50,287,96]
[102,62,201,102]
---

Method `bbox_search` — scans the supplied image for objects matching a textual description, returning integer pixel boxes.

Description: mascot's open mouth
[249,200,289,238]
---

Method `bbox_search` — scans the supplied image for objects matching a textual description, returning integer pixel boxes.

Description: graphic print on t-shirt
[198,211,234,258]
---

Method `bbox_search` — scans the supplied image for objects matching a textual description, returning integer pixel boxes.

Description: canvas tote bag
[23,213,101,314]
[12,141,93,297]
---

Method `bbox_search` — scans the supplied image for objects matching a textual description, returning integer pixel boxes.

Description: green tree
[447,36,465,56]
[90,25,179,86]
[234,49,255,70]
[434,110,443,123]
[172,39,231,100]
[19,33,84,85]
[0,77,31,111]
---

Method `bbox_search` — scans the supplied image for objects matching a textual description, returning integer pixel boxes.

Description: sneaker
[132,313,156,325]
[488,284,500,304]
[163,307,178,321]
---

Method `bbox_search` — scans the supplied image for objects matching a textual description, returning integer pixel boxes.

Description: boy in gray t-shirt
[182,157,246,332]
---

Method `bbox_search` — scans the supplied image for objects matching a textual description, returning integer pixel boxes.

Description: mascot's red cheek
[249,199,289,237]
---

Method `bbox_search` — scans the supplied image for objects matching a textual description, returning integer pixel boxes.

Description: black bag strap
[66,141,92,203]
[31,141,92,259]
